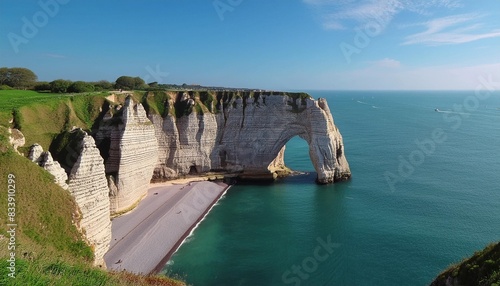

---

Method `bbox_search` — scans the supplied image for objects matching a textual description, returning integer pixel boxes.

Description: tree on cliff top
[0,67,38,89]
[68,81,95,93]
[50,79,72,93]
[114,76,147,90]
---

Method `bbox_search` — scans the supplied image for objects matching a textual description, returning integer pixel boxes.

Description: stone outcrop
[28,143,44,163]
[67,132,111,267]
[8,128,25,154]
[267,146,288,178]
[149,92,351,184]
[28,144,69,190]
[96,96,158,215]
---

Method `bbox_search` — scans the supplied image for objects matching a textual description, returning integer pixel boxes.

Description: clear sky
[1,0,500,90]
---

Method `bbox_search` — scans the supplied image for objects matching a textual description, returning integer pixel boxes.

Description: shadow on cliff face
[49,128,87,173]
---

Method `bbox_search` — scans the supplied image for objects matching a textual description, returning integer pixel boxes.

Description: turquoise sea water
[162,91,500,286]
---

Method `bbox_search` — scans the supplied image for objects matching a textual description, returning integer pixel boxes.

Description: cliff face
[67,133,111,267]
[149,92,351,183]
[150,112,219,180]
[96,96,158,215]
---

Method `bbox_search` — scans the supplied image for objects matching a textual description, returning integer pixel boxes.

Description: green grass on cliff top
[431,242,500,286]
[0,90,67,126]
[0,90,109,154]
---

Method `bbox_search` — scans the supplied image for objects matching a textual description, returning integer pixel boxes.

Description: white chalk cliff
[67,133,111,267]
[96,96,158,215]
[149,92,351,184]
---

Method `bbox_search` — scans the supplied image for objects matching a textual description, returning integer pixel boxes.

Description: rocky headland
[21,90,351,267]
[147,91,351,184]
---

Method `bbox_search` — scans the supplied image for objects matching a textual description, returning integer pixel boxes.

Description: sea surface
[162,91,500,286]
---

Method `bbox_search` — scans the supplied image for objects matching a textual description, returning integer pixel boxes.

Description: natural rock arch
[147,92,351,184]
[211,94,351,183]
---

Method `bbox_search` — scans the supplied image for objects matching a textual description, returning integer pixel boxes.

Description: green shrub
[68,81,95,93]
[0,84,14,90]
[12,108,23,130]
[34,82,51,91]
[50,79,72,93]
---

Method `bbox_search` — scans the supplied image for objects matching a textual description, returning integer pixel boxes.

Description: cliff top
[430,242,500,285]
[142,90,313,118]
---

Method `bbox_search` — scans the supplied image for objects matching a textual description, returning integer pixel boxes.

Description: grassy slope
[0,90,107,154]
[0,91,68,127]
[431,242,500,286]
[0,91,184,286]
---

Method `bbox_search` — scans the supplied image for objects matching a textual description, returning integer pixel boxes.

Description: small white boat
[435,108,440,112]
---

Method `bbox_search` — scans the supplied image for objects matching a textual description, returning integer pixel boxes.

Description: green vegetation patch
[0,125,12,154]
[288,92,312,101]
[198,91,216,113]
[286,92,311,113]
[173,92,194,118]
[15,102,73,154]
[49,129,87,171]
[140,90,313,118]
[432,242,500,286]
[0,257,185,286]
[0,90,67,127]
[70,94,107,128]
[142,91,174,117]
[0,91,112,154]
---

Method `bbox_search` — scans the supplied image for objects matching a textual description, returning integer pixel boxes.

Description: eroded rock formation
[8,128,25,154]
[67,132,111,267]
[28,144,69,190]
[96,96,158,215]
[149,92,351,183]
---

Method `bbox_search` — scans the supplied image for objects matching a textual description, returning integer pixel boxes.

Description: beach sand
[104,179,229,274]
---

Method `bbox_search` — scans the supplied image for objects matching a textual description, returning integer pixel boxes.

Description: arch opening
[283,135,314,172]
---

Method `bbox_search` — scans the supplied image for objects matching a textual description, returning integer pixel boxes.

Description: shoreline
[151,183,230,275]
[104,178,231,274]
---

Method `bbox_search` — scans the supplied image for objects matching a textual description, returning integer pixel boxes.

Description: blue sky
[1,0,500,90]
